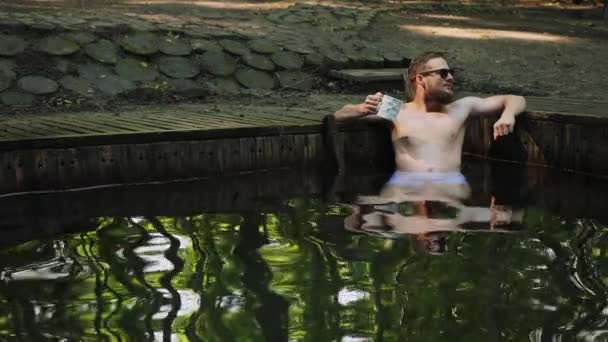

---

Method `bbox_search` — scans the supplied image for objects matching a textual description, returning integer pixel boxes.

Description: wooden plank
[1,122,53,137]
[174,141,193,179]
[105,115,191,131]
[262,110,324,123]
[263,135,277,169]
[292,134,304,167]
[329,68,407,82]
[271,134,282,169]
[34,149,59,189]
[304,134,314,166]
[238,137,255,171]
[127,143,153,183]
[138,112,220,127]
[82,146,102,187]
[148,112,241,129]
[254,136,266,170]
[234,111,318,126]
[7,121,75,136]
[152,142,173,180]
[36,116,116,134]
[185,141,203,178]
[97,145,115,184]
[226,138,241,172]
[0,151,17,194]
[177,106,284,126]
[204,139,220,174]
[283,134,297,165]
[15,151,35,192]
[43,115,123,132]
[168,142,184,179]
[175,110,265,127]
[57,148,78,188]
[173,141,191,179]
[180,105,314,125]
[76,115,153,132]
[150,112,245,129]
[0,124,46,139]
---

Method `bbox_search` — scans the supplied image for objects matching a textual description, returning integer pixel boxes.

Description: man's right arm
[334,92,383,123]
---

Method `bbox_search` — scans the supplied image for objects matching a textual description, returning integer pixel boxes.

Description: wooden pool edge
[0,122,394,195]
[0,107,607,195]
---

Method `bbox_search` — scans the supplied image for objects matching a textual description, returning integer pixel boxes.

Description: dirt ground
[369,1,608,100]
[2,0,608,111]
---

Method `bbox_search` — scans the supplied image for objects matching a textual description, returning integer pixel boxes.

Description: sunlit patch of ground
[399,25,584,44]
[127,0,293,10]
[417,13,477,21]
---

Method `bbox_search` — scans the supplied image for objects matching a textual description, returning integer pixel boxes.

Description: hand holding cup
[357,92,383,115]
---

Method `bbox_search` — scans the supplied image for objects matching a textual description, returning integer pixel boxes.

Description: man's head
[405,51,455,104]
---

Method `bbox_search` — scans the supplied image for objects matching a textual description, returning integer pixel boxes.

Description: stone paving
[0,3,410,113]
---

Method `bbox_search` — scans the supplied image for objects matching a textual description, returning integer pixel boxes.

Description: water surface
[1,160,608,341]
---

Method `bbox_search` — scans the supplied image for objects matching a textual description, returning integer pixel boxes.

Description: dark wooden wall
[0,124,394,195]
[464,113,608,177]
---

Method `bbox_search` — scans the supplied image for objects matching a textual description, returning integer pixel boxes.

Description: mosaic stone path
[0,3,411,110]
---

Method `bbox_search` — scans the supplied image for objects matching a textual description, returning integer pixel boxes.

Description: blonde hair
[405,51,445,101]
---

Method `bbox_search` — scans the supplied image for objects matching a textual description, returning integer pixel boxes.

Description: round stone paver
[159,37,192,56]
[191,39,222,53]
[247,39,280,54]
[383,51,407,68]
[304,53,323,67]
[0,35,27,56]
[205,77,242,95]
[115,58,159,82]
[0,58,16,79]
[276,70,313,90]
[360,47,384,67]
[219,39,249,56]
[120,32,159,55]
[93,75,136,95]
[235,68,275,90]
[38,36,80,56]
[242,53,275,71]
[167,79,207,98]
[199,51,237,76]
[127,19,156,32]
[18,76,59,95]
[1,91,35,105]
[282,42,315,54]
[78,62,113,81]
[270,51,303,70]
[54,58,70,73]
[85,40,120,64]
[59,76,94,96]
[157,56,199,79]
[0,76,11,92]
[322,51,349,68]
[62,32,97,45]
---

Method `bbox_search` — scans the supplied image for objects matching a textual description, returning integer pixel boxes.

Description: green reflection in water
[1,203,608,341]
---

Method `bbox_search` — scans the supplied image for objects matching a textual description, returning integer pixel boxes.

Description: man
[333,51,527,173]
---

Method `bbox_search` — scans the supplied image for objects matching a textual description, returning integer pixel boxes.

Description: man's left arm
[460,95,527,140]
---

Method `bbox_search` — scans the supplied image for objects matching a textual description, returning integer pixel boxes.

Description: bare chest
[393,112,464,145]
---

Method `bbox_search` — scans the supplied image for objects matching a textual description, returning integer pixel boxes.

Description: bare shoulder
[450,96,483,110]
[446,96,482,121]
[451,95,520,117]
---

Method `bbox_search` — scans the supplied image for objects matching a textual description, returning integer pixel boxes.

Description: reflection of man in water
[344,186,525,255]
[333,51,527,174]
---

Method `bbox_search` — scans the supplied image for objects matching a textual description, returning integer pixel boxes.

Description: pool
[1,159,607,341]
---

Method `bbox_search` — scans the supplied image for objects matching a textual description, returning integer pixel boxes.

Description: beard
[425,87,454,104]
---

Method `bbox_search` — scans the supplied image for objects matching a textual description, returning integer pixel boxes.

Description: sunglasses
[419,68,456,79]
